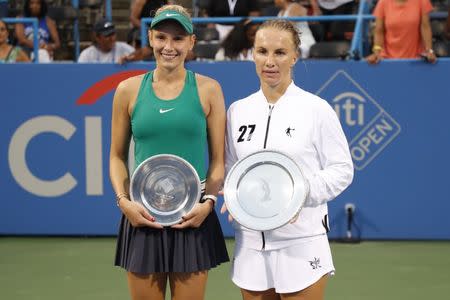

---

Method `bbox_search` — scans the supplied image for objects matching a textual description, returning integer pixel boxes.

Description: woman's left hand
[171,202,213,229]
[424,51,437,64]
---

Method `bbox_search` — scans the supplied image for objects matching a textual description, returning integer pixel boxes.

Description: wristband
[372,45,383,53]
[201,194,217,206]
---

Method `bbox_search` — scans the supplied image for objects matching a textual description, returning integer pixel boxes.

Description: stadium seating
[309,41,351,59]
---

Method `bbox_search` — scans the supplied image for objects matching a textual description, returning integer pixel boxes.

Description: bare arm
[204,79,226,198]
[46,17,60,50]
[119,46,153,64]
[130,0,146,28]
[309,0,322,15]
[15,22,34,49]
[420,12,436,63]
[373,17,385,52]
[288,3,308,17]
[366,17,384,64]
[110,77,162,228]
[109,81,132,199]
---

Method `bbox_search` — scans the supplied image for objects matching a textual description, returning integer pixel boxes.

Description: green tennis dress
[115,70,229,273]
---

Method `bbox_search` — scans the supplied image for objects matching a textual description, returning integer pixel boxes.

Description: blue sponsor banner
[1,60,450,239]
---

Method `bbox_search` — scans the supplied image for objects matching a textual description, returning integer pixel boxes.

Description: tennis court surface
[1,238,449,300]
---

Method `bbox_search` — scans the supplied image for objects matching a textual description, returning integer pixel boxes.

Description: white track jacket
[225,82,354,250]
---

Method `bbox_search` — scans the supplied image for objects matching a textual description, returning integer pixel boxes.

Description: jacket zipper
[263,105,274,149]
[261,104,274,250]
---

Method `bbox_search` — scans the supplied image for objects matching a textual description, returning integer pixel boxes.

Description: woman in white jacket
[223,19,354,300]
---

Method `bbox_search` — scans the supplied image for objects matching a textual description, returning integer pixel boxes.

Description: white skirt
[231,234,334,293]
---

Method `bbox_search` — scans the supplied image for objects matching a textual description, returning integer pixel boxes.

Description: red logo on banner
[76,70,147,105]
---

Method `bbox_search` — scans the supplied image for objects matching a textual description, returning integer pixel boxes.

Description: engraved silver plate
[224,150,309,231]
[130,154,201,226]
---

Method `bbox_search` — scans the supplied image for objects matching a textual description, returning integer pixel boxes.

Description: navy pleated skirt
[115,210,229,274]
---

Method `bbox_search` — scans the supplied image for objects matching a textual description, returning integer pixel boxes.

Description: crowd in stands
[0,0,449,63]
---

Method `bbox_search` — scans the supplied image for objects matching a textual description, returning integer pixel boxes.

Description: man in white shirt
[78,19,135,63]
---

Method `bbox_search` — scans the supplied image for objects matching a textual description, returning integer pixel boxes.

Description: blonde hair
[258,19,301,55]
[154,4,191,20]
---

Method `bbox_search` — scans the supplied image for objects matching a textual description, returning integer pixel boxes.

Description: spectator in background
[0,0,8,18]
[0,19,30,62]
[15,0,60,62]
[275,0,316,58]
[203,0,260,41]
[215,19,258,60]
[366,0,436,64]
[128,0,168,47]
[79,19,135,63]
[311,0,356,40]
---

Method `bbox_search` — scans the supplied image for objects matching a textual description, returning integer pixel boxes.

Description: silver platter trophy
[224,150,309,231]
[130,154,201,226]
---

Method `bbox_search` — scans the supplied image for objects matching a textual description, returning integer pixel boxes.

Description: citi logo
[317,70,401,170]
[8,70,146,197]
[332,92,365,126]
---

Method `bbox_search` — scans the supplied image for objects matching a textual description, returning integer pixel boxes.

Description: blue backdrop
[1,60,449,239]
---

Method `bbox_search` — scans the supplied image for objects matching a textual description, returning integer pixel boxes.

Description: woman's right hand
[119,199,163,228]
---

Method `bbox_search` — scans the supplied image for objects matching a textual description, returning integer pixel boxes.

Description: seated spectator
[14,0,60,62]
[78,19,135,63]
[0,19,30,62]
[275,0,316,58]
[215,19,258,60]
[311,0,356,40]
[128,0,168,47]
[366,0,436,64]
[202,0,260,41]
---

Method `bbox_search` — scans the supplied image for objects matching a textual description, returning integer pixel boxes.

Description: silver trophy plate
[130,154,201,226]
[224,150,309,231]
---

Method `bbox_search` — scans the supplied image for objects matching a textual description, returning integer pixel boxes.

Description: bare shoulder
[290,3,307,16]
[114,74,146,105]
[195,73,223,94]
[116,74,145,94]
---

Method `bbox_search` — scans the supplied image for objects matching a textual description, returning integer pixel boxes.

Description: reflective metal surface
[130,154,201,226]
[224,150,309,231]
